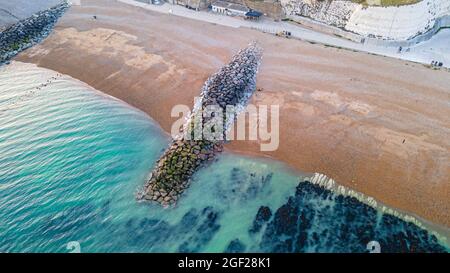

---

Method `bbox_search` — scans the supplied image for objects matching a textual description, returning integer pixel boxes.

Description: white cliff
[281,0,450,40]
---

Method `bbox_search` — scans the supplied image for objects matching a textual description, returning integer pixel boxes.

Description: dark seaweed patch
[259,181,447,253]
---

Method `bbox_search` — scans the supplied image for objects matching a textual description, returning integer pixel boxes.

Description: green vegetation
[10,43,21,51]
[6,36,32,52]
[380,0,421,6]
[351,0,421,7]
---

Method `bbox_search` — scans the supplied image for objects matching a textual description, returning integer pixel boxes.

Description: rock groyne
[138,43,263,206]
[0,1,69,65]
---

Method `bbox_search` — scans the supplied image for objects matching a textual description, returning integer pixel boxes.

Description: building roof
[245,10,263,17]
[211,1,249,13]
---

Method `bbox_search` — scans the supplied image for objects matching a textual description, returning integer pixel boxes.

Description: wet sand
[15,0,450,227]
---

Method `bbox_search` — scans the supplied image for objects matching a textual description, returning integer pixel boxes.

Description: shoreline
[230,146,450,245]
[2,57,448,247]
[14,0,450,228]
[118,0,450,70]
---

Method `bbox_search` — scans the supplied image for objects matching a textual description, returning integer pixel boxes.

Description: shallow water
[0,62,447,252]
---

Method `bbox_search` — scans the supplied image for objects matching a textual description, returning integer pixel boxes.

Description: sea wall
[138,43,262,206]
[287,14,365,43]
[0,1,69,65]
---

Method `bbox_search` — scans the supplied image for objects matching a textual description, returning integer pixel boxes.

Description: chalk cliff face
[346,0,450,40]
[281,0,357,28]
[281,0,450,40]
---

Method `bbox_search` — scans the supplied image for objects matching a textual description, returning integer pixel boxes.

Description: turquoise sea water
[0,62,448,252]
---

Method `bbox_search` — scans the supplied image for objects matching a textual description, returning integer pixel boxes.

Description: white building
[211,1,249,17]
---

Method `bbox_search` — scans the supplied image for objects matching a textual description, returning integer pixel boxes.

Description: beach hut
[245,10,263,21]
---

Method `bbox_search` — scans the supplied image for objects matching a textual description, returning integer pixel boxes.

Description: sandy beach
[15,0,450,228]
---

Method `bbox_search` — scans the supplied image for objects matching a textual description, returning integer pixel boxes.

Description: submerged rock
[249,206,272,234]
[225,239,246,253]
[177,207,221,252]
[214,168,272,204]
[259,181,448,253]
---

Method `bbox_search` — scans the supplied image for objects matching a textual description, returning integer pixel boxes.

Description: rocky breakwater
[138,43,263,207]
[0,1,69,65]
